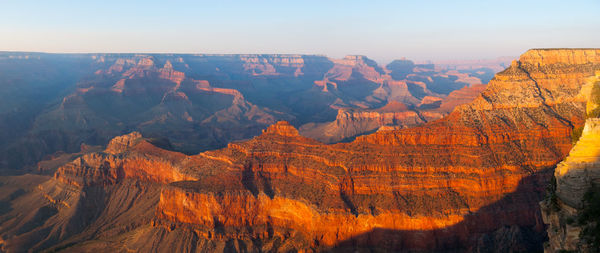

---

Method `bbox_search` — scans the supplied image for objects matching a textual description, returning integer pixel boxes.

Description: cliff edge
[541,73,600,253]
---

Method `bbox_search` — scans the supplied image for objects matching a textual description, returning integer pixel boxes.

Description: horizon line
[0,49,528,64]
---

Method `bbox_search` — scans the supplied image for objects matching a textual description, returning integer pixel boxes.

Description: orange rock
[48,49,600,252]
[262,121,299,137]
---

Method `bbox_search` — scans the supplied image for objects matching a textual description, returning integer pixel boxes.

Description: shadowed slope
[0,53,490,172]
[0,49,599,252]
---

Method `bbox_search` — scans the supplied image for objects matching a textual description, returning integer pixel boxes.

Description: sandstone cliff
[541,73,600,252]
[156,49,600,251]
[302,56,493,143]
[541,118,600,252]
[1,49,599,252]
[300,84,487,143]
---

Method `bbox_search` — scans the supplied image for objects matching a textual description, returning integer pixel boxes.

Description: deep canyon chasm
[0,52,494,171]
[0,49,599,252]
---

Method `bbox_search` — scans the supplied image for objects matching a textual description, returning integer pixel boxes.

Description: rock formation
[0,52,491,172]
[1,49,599,252]
[301,56,496,143]
[541,118,600,252]
[541,73,600,252]
[300,84,487,143]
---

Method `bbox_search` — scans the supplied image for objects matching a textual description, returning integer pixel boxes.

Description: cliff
[154,49,600,251]
[300,84,487,143]
[541,74,600,252]
[2,49,600,252]
[299,101,425,143]
[54,132,195,187]
[0,52,492,171]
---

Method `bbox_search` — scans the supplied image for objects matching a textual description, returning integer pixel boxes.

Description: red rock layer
[155,49,600,251]
[48,49,600,252]
[299,104,425,143]
[438,84,487,113]
[55,132,195,187]
[299,84,485,143]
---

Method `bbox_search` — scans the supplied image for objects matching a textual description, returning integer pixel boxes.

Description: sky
[0,0,598,63]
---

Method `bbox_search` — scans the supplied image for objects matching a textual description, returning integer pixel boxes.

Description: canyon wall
[541,118,600,252]
[1,49,599,252]
[300,84,486,143]
[0,52,489,171]
[541,73,600,252]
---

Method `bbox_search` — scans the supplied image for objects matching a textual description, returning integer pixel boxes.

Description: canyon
[0,49,598,252]
[0,53,496,172]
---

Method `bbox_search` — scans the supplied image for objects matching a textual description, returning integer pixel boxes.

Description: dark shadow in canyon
[323,168,554,253]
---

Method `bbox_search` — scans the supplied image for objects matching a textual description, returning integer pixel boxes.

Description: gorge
[0,49,599,252]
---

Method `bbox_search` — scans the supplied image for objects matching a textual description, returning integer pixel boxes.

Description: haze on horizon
[1,0,598,63]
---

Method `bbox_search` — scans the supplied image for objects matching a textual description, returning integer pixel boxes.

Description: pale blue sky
[0,0,598,63]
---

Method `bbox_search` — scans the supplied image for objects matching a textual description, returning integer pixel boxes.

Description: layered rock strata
[542,118,600,252]
[1,49,599,252]
[300,84,487,143]
[541,74,600,252]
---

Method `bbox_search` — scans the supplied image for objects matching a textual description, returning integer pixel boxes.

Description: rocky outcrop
[299,101,425,143]
[104,132,143,154]
[437,84,487,113]
[555,119,600,208]
[300,84,486,143]
[261,121,299,136]
[541,74,600,252]
[328,55,387,82]
[158,60,186,84]
[541,118,600,252]
[54,134,195,188]
[519,49,600,66]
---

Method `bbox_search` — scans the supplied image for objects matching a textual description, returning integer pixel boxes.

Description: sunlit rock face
[542,118,600,252]
[300,85,487,143]
[301,55,497,143]
[54,132,196,187]
[2,49,600,252]
[555,119,600,207]
[541,73,600,252]
[154,49,600,251]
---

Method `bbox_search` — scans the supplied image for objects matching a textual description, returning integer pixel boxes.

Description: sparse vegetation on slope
[571,125,585,144]
[571,81,600,144]
[588,81,600,118]
[577,184,600,251]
